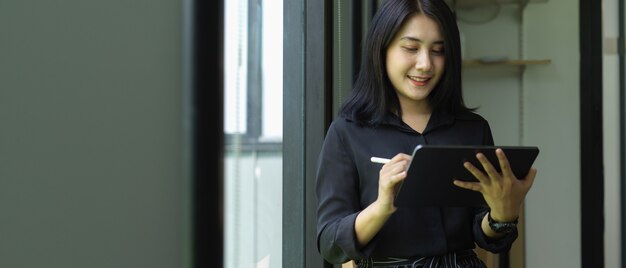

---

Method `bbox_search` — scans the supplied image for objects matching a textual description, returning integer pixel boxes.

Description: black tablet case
[394,145,539,207]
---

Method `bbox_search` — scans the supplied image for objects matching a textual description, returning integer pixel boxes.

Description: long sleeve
[472,207,518,253]
[315,121,364,263]
[314,112,515,260]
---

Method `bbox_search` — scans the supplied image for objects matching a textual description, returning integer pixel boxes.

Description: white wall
[461,0,581,267]
[524,0,580,267]
[602,0,622,267]
[0,1,188,267]
[461,5,522,147]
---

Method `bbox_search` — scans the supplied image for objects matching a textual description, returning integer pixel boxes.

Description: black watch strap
[487,213,518,234]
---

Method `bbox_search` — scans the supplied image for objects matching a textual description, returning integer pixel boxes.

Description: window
[223,0,283,267]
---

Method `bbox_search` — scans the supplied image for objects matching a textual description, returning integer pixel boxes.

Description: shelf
[462,59,551,66]
[454,0,547,9]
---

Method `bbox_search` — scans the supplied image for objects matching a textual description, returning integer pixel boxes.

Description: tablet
[394,145,539,207]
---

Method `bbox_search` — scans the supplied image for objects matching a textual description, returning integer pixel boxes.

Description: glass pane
[261,0,283,141]
[223,0,283,267]
[224,0,248,135]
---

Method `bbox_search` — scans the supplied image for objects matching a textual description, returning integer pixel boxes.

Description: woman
[315,0,537,267]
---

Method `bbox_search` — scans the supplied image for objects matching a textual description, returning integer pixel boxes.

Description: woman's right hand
[354,153,412,248]
[376,153,412,212]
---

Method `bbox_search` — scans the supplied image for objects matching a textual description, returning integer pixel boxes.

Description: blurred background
[0,0,623,267]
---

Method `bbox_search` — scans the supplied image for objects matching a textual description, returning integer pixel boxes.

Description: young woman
[315,0,537,267]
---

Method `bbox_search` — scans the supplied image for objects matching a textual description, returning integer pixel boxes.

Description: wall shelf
[463,59,551,66]
[454,0,547,9]
[455,2,550,267]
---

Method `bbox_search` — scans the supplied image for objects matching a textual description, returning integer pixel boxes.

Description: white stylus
[370,157,391,164]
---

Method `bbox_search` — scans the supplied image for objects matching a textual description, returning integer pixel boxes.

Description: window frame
[283,0,333,267]
[223,0,282,153]
[580,0,605,266]
[617,0,626,267]
[185,0,224,267]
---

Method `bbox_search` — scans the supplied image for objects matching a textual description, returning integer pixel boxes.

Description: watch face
[490,222,515,233]
[487,213,518,233]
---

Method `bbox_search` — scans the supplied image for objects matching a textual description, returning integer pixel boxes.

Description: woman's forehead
[394,14,444,43]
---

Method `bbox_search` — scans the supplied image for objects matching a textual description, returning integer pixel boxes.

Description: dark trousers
[356,250,487,268]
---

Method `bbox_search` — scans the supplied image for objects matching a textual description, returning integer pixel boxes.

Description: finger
[384,153,412,171]
[397,153,412,160]
[496,148,515,178]
[453,179,483,192]
[381,157,408,172]
[389,171,407,184]
[463,161,489,184]
[381,156,406,169]
[386,160,409,174]
[476,152,500,179]
[391,153,412,162]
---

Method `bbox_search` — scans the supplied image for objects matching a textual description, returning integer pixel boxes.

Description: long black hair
[339,0,474,125]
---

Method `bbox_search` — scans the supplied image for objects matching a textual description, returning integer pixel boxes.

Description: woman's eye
[431,49,444,55]
[403,47,418,52]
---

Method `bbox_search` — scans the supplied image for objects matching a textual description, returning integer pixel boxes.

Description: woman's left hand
[453,148,537,221]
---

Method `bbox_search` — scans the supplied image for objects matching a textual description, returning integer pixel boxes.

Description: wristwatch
[487,213,518,234]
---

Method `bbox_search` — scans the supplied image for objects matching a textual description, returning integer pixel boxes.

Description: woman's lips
[408,75,431,87]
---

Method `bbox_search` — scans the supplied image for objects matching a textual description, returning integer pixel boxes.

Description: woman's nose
[415,51,432,72]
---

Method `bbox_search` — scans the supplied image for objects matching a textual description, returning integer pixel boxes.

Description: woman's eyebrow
[400,36,444,45]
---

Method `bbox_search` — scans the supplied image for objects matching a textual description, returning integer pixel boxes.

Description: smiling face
[385,13,445,113]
